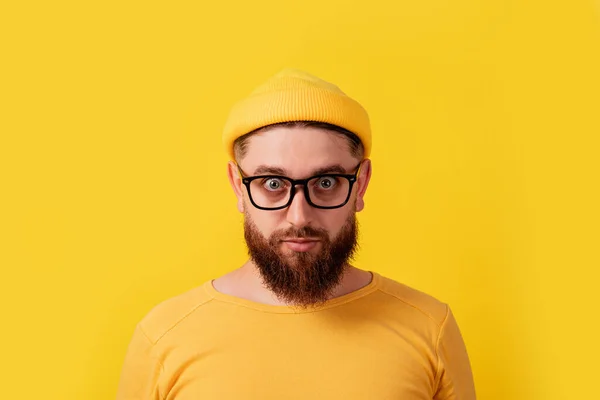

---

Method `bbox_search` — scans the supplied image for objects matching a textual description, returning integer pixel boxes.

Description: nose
[286,185,313,228]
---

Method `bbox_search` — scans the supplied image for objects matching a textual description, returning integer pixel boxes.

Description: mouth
[282,238,320,243]
[281,238,321,252]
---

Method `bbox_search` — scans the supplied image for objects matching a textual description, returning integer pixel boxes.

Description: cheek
[320,210,352,238]
[246,207,280,237]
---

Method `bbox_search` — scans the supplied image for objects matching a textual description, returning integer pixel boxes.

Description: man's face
[228,126,371,308]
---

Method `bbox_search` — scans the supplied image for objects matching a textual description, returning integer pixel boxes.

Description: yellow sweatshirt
[116,271,476,399]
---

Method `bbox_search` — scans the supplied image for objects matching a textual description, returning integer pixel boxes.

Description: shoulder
[137,282,214,344]
[374,272,450,328]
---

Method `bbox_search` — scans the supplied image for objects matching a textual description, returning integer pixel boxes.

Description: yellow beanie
[222,69,371,160]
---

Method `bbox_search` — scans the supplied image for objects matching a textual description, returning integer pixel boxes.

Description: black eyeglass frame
[237,161,363,211]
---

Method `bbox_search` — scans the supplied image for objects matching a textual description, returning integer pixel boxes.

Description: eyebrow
[253,164,348,176]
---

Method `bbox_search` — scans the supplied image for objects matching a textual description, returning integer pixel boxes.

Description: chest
[158,325,438,400]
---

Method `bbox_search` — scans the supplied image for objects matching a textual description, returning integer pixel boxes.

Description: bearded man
[116,69,476,400]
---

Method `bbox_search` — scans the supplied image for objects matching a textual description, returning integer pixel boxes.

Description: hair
[232,121,364,162]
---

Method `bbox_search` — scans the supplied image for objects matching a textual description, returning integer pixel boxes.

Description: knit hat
[222,69,371,160]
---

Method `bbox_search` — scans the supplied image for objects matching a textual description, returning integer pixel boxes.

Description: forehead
[241,126,357,176]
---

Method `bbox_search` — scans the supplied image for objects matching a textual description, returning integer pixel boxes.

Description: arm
[433,306,476,400]
[115,324,163,400]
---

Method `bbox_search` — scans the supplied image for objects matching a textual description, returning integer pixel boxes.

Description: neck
[236,260,371,306]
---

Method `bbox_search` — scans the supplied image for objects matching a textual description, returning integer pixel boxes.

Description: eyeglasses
[237,162,363,210]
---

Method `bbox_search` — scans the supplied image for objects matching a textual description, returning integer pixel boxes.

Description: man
[116,69,476,399]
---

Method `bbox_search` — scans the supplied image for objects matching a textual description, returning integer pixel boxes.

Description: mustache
[270,226,329,242]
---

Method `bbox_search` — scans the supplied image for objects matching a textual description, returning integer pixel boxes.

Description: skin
[213,126,373,306]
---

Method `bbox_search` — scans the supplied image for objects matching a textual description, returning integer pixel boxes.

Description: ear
[355,159,372,212]
[227,161,245,213]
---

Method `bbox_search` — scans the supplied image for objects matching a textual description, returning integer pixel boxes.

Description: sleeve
[115,324,163,400]
[433,305,477,400]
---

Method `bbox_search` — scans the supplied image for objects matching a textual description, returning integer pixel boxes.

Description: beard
[243,210,359,309]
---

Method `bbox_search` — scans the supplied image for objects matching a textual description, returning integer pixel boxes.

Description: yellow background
[1,1,599,399]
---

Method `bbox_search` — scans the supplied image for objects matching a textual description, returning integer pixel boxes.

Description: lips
[281,238,320,252]
[282,238,320,243]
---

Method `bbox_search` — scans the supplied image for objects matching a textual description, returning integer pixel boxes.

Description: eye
[316,176,337,189]
[262,178,287,191]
